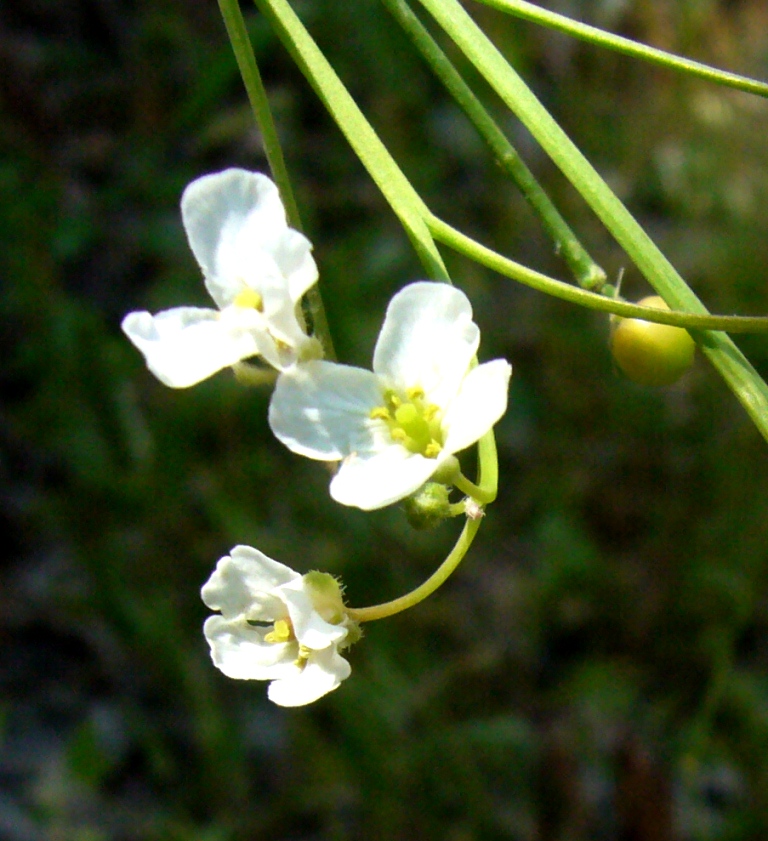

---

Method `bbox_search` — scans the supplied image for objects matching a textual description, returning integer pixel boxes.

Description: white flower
[122,169,321,388]
[269,282,512,510]
[201,545,352,707]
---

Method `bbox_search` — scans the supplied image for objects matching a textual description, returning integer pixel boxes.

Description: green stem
[380,0,606,291]
[476,428,498,500]
[252,0,450,282]
[348,409,499,623]
[218,0,301,225]
[417,0,768,443]
[473,0,768,99]
[218,0,336,358]
[453,470,495,504]
[347,517,482,622]
[428,214,768,332]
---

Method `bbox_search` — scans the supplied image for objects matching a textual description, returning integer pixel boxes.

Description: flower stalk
[474,0,768,99]
[347,516,483,623]
[416,0,768,442]
[380,0,606,291]
[217,0,336,358]
[427,215,768,332]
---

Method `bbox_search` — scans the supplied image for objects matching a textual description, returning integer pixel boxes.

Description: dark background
[2,0,768,838]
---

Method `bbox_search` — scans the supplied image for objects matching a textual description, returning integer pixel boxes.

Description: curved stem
[380,0,606,291]
[453,469,495,504]
[474,0,768,99]
[428,214,768,332]
[476,428,498,500]
[417,0,768,443]
[348,420,500,623]
[347,516,482,622]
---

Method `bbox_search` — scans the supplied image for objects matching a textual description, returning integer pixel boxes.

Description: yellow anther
[424,441,442,459]
[423,404,439,422]
[407,386,425,400]
[391,428,407,443]
[293,645,311,669]
[264,618,293,644]
[370,406,391,421]
[233,288,264,311]
[383,390,401,409]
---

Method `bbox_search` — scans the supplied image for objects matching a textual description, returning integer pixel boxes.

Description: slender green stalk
[380,0,606,291]
[473,0,768,99]
[476,429,498,500]
[428,214,768,332]
[454,470,495,504]
[348,403,500,623]
[252,0,450,282]
[218,0,301,225]
[417,0,768,442]
[347,516,482,622]
[218,0,336,358]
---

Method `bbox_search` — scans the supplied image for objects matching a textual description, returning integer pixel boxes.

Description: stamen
[383,390,401,410]
[376,384,444,458]
[293,645,311,669]
[264,618,294,643]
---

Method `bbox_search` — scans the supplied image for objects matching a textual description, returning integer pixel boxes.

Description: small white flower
[201,545,352,707]
[269,282,512,510]
[122,169,321,388]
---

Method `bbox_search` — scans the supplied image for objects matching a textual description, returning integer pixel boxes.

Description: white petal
[121,308,260,388]
[373,282,479,406]
[443,359,512,455]
[267,646,351,707]
[201,545,300,620]
[281,581,348,649]
[272,228,319,302]
[330,446,442,510]
[181,169,288,307]
[269,361,386,461]
[181,169,317,310]
[203,616,300,681]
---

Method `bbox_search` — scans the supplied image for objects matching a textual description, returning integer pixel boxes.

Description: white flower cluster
[123,169,512,705]
[202,546,352,707]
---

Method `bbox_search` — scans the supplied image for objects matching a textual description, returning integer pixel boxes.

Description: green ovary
[371,387,443,458]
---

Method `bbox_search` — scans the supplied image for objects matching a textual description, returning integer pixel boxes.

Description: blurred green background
[2,0,768,838]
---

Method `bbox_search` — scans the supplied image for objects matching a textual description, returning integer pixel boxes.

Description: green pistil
[370,387,443,457]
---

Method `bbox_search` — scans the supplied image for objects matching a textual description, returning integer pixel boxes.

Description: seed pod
[610,295,695,387]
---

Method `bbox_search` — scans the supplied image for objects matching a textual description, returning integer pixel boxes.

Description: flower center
[370,387,443,458]
[262,618,311,669]
[233,287,264,311]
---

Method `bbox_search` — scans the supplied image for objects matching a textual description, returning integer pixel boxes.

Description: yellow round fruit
[610,295,696,387]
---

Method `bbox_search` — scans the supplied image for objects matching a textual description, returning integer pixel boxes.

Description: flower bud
[402,482,452,530]
[610,295,695,387]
